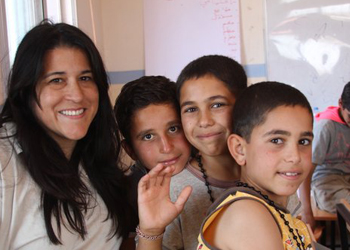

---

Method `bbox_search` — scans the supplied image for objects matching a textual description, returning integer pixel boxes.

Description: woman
[0,20,133,249]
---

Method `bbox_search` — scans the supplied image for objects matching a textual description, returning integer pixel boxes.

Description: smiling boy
[197,81,315,250]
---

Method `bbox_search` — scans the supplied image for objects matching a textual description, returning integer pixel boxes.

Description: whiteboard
[144,0,241,81]
[266,0,350,112]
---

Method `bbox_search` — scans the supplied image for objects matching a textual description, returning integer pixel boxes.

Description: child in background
[299,82,350,229]
[309,81,350,213]
[114,75,191,228]
[163,55,303,250]
[197,81,314,250]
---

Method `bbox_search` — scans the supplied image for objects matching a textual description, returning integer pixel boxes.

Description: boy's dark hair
[176,55,247,99]
[232,81,313,142]
[114,76,178,145]
[341,81,350,110]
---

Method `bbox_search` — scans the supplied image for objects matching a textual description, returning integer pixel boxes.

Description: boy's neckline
[235,182,288,211]
[186,161,238,188]
[240,176,289,207]
[187,155,240,203]
[189,154,240,181]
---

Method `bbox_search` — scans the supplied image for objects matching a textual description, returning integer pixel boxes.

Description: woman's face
[33,47,99,158]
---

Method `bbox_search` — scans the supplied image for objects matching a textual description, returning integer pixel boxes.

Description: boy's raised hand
[137,164,192,236]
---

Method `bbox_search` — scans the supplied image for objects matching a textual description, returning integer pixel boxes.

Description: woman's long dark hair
[0,20,132,244]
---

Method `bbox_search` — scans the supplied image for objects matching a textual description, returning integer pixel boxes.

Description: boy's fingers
[174,186,192,211]
[138,173,150,193]
[149,163,166,176]
[166,165,175,175]
[156,166,171,186]
[148,163,165,186]
[161,165,175,187]
[138,163,164,192]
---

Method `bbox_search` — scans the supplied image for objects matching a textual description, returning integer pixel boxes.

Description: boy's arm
[136,164,192,250]
[299,163,316,230]
[207,199,284,250]
[136,237,163,250]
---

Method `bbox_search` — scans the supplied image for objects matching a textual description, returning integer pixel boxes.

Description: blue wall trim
[108,64,266,84]
[108,70,145,84]
[243,64,266,78]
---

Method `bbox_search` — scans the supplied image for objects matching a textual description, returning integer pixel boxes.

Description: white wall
[76,0,267,103]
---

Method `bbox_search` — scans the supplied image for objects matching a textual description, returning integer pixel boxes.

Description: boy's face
[126,104,191,174]
[179,74,236,157]
[229,105,313,205]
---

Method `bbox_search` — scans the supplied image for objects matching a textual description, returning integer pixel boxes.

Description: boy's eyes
[270,138,312,146]
[142,126,180,140]
[142,134,154,141]
[169,126,179,133]
[299,138,311,146]
[183,103,225,113]
[183,107,196,113]
[270,138,283,144]
[212,103,225,108]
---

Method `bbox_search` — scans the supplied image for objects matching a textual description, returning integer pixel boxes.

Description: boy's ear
[121,140,137,161]
[227,134,246,166]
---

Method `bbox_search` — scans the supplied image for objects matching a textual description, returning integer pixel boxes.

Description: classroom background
[1,1,350,248]
[0,0,349,114]
[0,0,266,104]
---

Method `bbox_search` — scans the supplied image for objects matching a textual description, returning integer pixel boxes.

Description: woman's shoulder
[0,124,22,169]
[0,122,20,148]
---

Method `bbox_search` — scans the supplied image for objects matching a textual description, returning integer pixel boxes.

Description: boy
[310,81,350,213]
[114,76,191,232]
[163,55,247,250]
[197,81,315,249]
[163,55,302,250]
